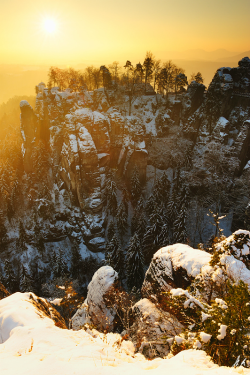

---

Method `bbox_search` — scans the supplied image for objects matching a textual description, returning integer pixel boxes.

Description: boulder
[87,237,106,252]
[71,266,119,332]
[141,244,211,301]
[130,298,183,358]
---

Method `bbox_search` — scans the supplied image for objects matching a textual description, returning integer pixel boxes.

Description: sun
[43,18,57,34]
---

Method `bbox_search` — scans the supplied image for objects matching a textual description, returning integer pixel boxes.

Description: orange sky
[0,0,249,65]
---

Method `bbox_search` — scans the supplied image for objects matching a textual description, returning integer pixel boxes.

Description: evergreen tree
[37,237,46,258]
[4,259,16,292]
[107,220,116,242]
[167,189,178,231]
[6,197,14,222]
[52,249,68,278]
[143,205,167,262]
[184,147,193,170]
[103,173,118,216]
[194,72,204,84]
[143,52,154,92]
[131,168,142,204]
[122,188,130,214]
[177,184,189,211]
[70,240,83,279]
[29,258,42,295]
[116,201,128,238]
[17,221,27,252]
[145,194,156,215]
[0,212,8,248]
[173,205,187,244]
[20,265,33,292]
[158,172,170,207]
[126,233,145,290]
[136,213,147,241]
[158,223,170,248]
[106,234,124,277]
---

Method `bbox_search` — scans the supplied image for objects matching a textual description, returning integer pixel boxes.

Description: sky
[0,0,249,65]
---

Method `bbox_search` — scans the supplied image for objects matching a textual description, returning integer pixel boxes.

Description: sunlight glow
[43,18,57,34]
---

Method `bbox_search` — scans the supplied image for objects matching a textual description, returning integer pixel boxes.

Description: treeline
[47,52,204,96]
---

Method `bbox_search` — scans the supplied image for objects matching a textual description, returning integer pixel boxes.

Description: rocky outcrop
[184,81,206,116]
[130,298,183,358]
[234,119,250,175]
[141,244,211,302]
[72,266,119,332]
[0,282,10,300]
[61,120,101,209]
[20,100,37,172]
[28,293,67,329]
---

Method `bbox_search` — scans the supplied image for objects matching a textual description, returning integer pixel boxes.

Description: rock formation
[72,266,119,332]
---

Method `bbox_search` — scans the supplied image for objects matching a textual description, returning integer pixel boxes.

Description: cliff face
[18,57,250,254]
[19,88,149,251]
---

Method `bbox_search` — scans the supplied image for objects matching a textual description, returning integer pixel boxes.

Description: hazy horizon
[1,0,250,105]
[1,47,249,106]
[1,0,249,65]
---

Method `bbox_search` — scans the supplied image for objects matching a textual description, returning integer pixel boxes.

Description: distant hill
[217,50,250,63]
[158,49,237,62]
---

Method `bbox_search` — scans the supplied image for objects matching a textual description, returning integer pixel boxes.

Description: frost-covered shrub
[161,288,209,328]
[167,281,250,367]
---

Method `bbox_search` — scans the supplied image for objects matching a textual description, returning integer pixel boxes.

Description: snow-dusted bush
[167,281,250,366]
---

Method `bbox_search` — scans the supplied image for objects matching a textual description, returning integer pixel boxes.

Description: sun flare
[43,18,57,34]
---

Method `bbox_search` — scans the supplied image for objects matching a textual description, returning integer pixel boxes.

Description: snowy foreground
[0,293,249,375]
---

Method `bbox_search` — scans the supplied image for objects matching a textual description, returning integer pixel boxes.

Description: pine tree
[143,205,167,262]
[122,188,130,214]
[136,213,147,241]
[152,174,169,207]
[107,220,116,242]
[131,168,142,204]
[173,205,187,244]
[20,265,33,292]
[184,147,193,170]
[70,240,82,279]
[6,197,14,223]
[177,184,189,211]
[167,189,178,231]
[126,233,145,290]
[52,249,68,278]
[158,223,170,248]
[17,221,27,253]
[29,258,42,295]
[116,201,128,238]
[106,234,124,277]
[4,259,16,292]
[194,72,204,84]
[103,173,118,216]
[131,196,145,235]
[0,212,8,248]
[145,194,156,215]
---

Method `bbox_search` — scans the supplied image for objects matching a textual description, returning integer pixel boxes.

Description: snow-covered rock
[72,266,119,332]
[142,244,211,299]
[0,292,66,344]
[1,290,235,375]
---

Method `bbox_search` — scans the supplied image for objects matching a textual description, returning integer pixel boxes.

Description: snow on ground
[1,292,249,375]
